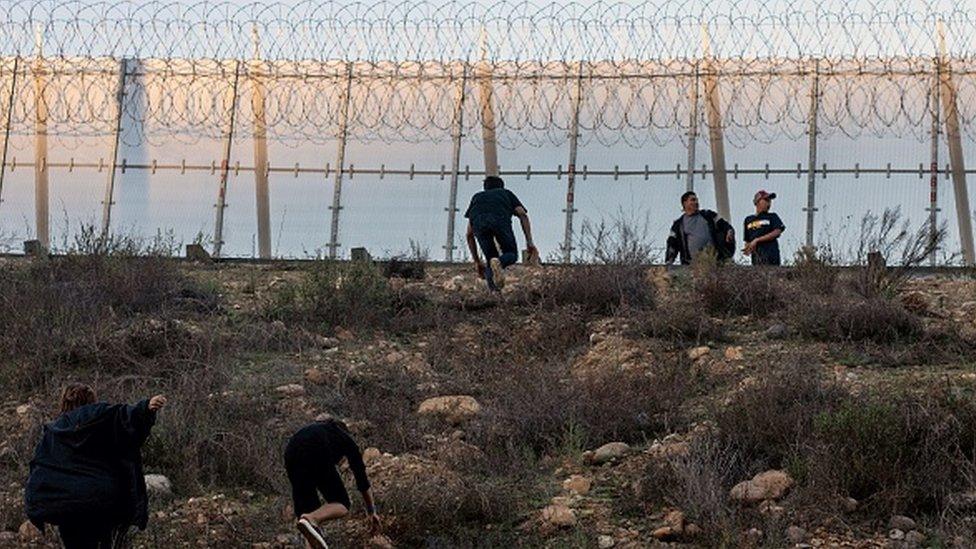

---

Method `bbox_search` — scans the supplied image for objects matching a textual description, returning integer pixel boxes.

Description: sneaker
[297,518,329,549]
[489,257,505,289]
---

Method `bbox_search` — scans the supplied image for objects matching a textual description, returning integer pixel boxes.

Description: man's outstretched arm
[466,221,485,278]
[514,206,536,252]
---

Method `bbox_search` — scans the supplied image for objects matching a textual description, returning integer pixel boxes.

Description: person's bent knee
[330,503,349,518]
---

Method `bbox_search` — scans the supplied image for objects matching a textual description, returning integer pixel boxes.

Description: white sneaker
[490,257,505,289]
[297,518,329,549]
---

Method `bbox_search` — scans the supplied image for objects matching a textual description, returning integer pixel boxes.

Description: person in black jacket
[285,418,381,549]
[665,191,736,265]
[25,383,167,549]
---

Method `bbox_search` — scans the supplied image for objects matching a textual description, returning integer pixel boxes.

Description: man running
[464,176,537,291]
[284,418,381,549]
[743,190,786,265]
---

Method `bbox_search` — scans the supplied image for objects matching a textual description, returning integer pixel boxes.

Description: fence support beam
[34,28,49,249]
[251,26,272,259]
[686,63,700,193]
[328,61,353,259]
[478,29,499,177]
[562,61,584,263]
[444,64,468,262]
[213,60,240,258]
[101,57,128,238]
[928,61,941,266]
[701,27,730,223]
[0,56,19,214]
[938,21,975,266]
[804,60,821,250]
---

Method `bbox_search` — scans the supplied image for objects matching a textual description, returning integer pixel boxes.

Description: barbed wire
[0,1,975,149]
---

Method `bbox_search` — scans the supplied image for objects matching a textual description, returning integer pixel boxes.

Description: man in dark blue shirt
[743,190,786,265]
[464,176,536,291]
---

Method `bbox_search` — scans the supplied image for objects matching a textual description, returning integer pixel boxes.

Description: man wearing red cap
[743,190,785,265]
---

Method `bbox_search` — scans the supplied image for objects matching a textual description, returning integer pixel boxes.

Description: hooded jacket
[25,399,156,529]
[665,209,736,265]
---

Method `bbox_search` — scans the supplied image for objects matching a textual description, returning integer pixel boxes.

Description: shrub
[789,295,922,344]
[383,241,428,280]
[628,298,725,346]
[263,260,393,331]
[540,264,654,315]
[693,261,782,318]
[789,246,837,296]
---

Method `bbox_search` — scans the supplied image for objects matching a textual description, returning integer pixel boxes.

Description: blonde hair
[59,383,96,415]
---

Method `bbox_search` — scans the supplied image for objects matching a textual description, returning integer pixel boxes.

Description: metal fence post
[562,60,584,263]
[327,61,353,259]
[928,61,941,266]
[213,60,240,258]
[686,62,700,193]
[804,59,821,251]
[101,57,128,238]
[478,28,499,177]
[0,56,19,213]
[701,26,731,223]
[938,21,975,266]
[34,27,49,249]
[444,63,468,262]
[251,26,272,259]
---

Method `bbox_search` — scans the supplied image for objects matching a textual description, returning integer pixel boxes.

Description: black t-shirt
[284,420,371,492]
[743,212,785,265]
[464,189,525,226]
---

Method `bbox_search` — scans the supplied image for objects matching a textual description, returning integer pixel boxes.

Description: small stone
[842,497,858,512]
[651,526,677,541]
[274,384,305,397]
[417,395,482,425]
[18,521,42,542]
[742,528,763,545]
[758,500,785,518]
[786,526,807,544]
[687,346,710,361]
[562,475,592,495]
[685,523,703,537]
[765,323,788,340]
[591,442,631,464]
[597,535,616,548]
[368,534,396,548]
[144,474,172,497]
[362,447,382,463]
[888,529,905,540]
[664,510,685,533]
[724,346,744,361]
[315,335,340,349]
[541,504,577,527]
[904,530,925,545]
[304,368,329,385]
[590,332,607,345]
[388,277,407,292]
[889,515,917,531]
[730,470,795,504]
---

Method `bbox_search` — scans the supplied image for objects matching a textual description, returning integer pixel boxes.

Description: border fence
[0,1,975,264]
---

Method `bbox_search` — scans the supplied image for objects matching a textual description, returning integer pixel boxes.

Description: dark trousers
[474,218,518,289]
[58,522,126,549]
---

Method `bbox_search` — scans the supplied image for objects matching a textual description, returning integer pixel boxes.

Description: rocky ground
[0,256,974,548]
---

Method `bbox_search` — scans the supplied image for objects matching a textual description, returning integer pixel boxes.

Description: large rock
[274,384,306,397]
[541,504,577,527]
[590,442,631,464]
[562,475,592,495]
[417,396,482,425]
[730,470,794,504]
[687,346,711,361]
[18,521,41,542]
[144,474,172,497]
[889,515,917,531]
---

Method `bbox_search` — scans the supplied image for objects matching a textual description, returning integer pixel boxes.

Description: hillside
[1,253,975,548]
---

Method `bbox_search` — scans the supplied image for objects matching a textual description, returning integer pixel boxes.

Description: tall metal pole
[478,28,499,177]
[686,63,700,193]
[444,63,468,261]
[213,60,240,258]
[562,61,584,263]
[101,57,128,238]
[0,56,19,213]
[938,21,975,266]
[805,59,821,251]
[34,27,49,249]
[701,26,730,222]
[251,26,272,259]
[327,61,353,259]
[928,61,941,266]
